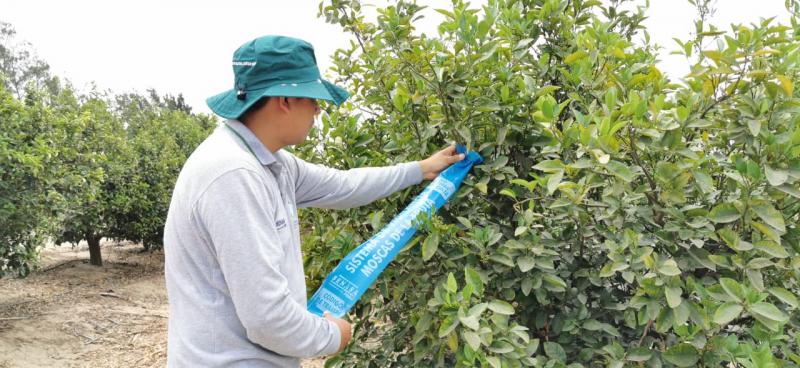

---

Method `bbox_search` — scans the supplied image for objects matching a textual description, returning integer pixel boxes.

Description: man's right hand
[324,312,352,354]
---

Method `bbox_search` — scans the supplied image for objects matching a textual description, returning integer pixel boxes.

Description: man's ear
[276,96,291,113]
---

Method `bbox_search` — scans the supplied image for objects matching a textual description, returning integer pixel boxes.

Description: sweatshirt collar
[224,119,277,166]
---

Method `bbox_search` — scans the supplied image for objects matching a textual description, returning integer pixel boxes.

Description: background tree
[297,0,800,366]
[109,92,216,250]
[0,24,216,273]
[0,82,63,276]
[53,89,129,266]
[0,21,56,99]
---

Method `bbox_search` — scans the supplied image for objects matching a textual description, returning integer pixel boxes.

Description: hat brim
[206,79,349,120]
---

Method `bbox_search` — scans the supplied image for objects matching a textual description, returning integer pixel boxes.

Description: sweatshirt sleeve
[282,152,424,209]
[195,168,341,358]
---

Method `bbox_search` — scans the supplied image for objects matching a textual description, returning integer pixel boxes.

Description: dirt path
[0,242,324,368]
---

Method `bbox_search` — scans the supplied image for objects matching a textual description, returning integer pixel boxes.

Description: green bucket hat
[206,35,350,120]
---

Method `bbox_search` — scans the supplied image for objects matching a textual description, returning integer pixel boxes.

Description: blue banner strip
[308,145,483,317]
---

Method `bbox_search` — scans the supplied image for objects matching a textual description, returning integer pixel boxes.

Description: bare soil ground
[0,241,324,368]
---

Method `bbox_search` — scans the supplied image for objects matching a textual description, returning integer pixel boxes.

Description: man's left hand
[419,145,465,180]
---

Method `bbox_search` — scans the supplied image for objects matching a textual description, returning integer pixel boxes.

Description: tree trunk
[87,234,102,266]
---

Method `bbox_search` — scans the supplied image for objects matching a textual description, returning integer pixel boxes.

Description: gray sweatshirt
[163,120,423,367]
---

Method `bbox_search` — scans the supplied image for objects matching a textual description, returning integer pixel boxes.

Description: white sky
[1,1,792,116]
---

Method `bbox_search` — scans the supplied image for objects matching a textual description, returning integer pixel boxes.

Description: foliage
[0,83,59,276]
[51,88,130,265]
[0,21,55,99]
[0,21,215,272]
[297,0,800,366]
[110,93,216,250]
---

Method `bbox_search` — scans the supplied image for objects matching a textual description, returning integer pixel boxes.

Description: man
[163,35,464,367]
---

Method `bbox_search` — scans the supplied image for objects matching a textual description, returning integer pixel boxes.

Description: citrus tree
[0,21,53,99]
[0,82,61,276]
[0,35,215,272]
[53,89,130,266]
[296,0,800,366]
[0,23,60,276]
[109,92,216,250]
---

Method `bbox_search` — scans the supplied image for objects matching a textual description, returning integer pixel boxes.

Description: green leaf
[370,210,384,230]
[753,314,783,332]
[776,184,800,198]
[438,315,459,338]
[747,258,774,269]
[605,88,618,108]
[510,325,530,343]
[718,228,751,251]
[765,166,789,186]
[533,159,565,173]
[546,170,564,195]
[745,159,762,180]
[665,287,682,308]
[521,278,533,296]
[458,313,480,330]
[499,188,517,199]
[676,106,690,123]
[606,160,635,182]
[687,118,713,128]
[564,50,588,64]
[655,307,675,332]
[490,156,509,170]
[720,278,745,303]
[751,199,786,233]
[415,313,432,334]
[511,178,537,192]
[769,287,799,309]
[488,300,515,315]
[747,119,762,136]
[489,341,515,354]
[456,216,472,228]
[754,241,789,258]
[544,342,566,362]
[490,253,515,267]
[713,302,743,325]
[592,149,611,164]
[708,203,741,223]
[434,8,455,19]
[752,222,783,243]
[662,344,699,367]
[658,259,682,276]
[777,74,794,96]
[583,319,603,331]
[487,356,501,368]
[464,267,484,295]
[474,182,488,194]
[468,303,488,317]
[461,282,474,301]
[517,256,536,272]
[626,347,652,362]
[463,330,481,350]
[542,273,567,291]
[747,269,765,292]
[750,302,789,323]
[751,344,779,367]
[446,272,457,293]
[692,170,714,193]
[541,97,555,120]
[422,233,440,261]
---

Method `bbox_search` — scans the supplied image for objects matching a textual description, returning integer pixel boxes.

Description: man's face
[285,97,320,144]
